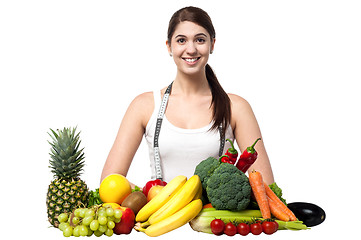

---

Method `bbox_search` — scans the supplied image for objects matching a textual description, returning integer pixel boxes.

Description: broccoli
[194,156,221,190]
[206,163,251,211]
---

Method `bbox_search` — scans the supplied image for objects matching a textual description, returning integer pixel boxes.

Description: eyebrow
[175,33,208,38]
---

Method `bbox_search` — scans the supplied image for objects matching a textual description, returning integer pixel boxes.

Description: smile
[182,57,201,64]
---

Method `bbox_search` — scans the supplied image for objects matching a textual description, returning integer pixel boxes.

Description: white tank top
[145,89,234,182]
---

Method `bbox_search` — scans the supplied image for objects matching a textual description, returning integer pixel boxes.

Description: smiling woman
[101,6,274,185]
[168,23,213,80]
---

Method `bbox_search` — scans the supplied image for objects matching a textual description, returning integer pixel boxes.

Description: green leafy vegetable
[132,185,142,192]
[88,188,103,207]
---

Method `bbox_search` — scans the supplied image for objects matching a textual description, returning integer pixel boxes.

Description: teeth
[184,58,199,63]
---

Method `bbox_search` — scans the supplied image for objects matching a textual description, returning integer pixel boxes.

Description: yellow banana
[135,175,187,222]
[145,175,201,226]
[144,199,203,237]
[192,180,203,201]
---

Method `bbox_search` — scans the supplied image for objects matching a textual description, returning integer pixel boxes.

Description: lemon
[99,174,131,204]
[102,202,121,209]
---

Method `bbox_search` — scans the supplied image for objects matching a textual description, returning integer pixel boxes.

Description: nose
[186,42,197,55]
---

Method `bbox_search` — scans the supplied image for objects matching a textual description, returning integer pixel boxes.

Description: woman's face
[167,21,215,76]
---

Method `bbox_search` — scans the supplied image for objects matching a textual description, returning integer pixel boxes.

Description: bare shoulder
[127,91,155,127]
[131,91,154,107]
[228,93,252,112]
[227,93,255,128]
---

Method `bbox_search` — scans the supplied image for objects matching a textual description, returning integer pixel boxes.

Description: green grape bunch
[57,204,122,237]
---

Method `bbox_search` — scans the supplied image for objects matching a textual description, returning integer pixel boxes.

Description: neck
[173,69,209,96]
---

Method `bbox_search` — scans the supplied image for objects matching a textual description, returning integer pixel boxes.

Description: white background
[1,0,360,239]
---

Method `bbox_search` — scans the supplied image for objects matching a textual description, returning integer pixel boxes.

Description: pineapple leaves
[48,126,86,180]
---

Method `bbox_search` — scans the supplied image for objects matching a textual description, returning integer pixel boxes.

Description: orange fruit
[99,174,131,204]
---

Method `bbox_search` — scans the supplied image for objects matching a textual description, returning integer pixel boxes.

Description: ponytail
[206,64,231,136]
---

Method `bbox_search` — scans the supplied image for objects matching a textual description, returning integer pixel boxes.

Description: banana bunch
[134,175,203,237]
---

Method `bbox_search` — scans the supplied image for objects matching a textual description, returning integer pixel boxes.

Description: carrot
[267,196,290,221]
[264,182,297,221]
[249,170,271,219]
[202,203,213,209]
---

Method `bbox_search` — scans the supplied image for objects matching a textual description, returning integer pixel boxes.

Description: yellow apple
[147,185,164,201]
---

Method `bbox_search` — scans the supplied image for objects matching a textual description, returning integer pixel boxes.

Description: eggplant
[287,202,326,227]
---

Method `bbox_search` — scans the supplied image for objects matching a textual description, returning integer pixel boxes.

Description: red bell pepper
[225,139,238,164]
[236,138,261,173]
[142,179,167,197]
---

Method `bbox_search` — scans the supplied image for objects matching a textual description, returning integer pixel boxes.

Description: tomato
[224,222,237,236]
[274,221,279,230]
[210,219,225,235]
[250,222,262,235]
[237,222,250,236]
[262,221,278,235]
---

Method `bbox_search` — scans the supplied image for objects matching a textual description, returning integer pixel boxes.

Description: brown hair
[167,6,231,135]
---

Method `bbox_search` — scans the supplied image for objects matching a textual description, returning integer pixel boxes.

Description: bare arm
[100,92,154,187]
[229,94,275,185]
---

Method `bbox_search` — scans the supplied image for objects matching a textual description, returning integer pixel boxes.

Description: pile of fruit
[46,127,136,237]
[46,127,325,237]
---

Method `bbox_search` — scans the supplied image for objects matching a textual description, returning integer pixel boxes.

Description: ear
[166,40,172,55]
[210,38,216,53]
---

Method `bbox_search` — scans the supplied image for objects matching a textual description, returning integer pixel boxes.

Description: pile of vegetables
[190,208,309,235]
[191,138,326,236]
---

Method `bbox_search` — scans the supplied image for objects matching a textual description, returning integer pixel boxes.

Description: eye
[176,38,186,44]
[196,38,206,43]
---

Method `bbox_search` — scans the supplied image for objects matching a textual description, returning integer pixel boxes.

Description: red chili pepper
[225,139,238,164]
[236,138,261,173]
[142,179,167,197]
[220,154,234,164]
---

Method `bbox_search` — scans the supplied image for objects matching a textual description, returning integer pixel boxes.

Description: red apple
[113,206,135,235]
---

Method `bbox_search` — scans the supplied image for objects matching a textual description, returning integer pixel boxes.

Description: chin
[179,65,207,76]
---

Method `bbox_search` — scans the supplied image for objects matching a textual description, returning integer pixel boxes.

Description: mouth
[182,57,201,64]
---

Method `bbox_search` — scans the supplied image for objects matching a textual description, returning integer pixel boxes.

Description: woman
[101,6,274,186]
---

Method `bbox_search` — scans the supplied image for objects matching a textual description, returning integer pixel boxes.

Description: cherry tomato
[237,222,250,236]
[224,222,237,236]
[250,222,262,235]
[210,219,225,235]
[274,221,279,230]
[262,221,278,235]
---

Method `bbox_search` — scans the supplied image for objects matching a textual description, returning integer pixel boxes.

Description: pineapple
[46,127,89,227]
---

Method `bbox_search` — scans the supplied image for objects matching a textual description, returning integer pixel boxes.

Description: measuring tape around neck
[153,82,225,180]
